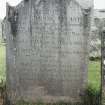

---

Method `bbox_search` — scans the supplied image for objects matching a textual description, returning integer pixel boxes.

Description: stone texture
[2,0,92,104]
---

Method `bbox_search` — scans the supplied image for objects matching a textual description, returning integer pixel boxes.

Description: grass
[84,61,101,105]
[88,61,101,91]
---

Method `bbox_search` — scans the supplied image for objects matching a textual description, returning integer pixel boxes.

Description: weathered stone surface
[3,0,92,103]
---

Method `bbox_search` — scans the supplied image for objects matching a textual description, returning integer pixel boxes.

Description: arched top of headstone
[6,0,93,11]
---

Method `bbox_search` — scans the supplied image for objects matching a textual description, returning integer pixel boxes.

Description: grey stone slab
[2,0,92,104]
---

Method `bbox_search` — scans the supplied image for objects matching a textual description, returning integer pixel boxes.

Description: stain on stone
[83,8,91,28]
[8,6,18,36]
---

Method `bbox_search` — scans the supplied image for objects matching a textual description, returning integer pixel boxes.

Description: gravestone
[2,0,92,104]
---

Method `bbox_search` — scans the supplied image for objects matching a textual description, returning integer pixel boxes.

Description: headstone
[2,0,92,104]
